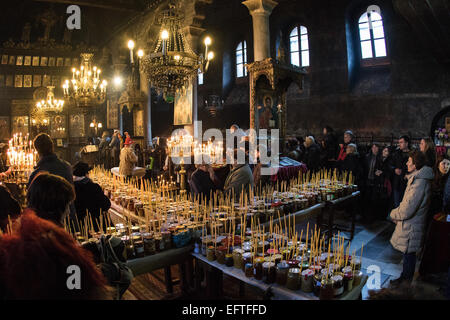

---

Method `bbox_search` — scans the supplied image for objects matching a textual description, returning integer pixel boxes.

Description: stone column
[140,69,152,146]
[242,0,278,62]
[182,25,205,140]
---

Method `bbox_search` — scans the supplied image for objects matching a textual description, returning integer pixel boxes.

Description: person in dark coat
[189,164,220,202]
[109,130,121,167]
[391,135,411,208]
[72,162,111,231]
[28,133,73,186]
[303,136,321,172]
[375,146,394,219]
[322,126,338,169]
[419,137,436,169]
[337,130,355,167]
[341,143,363,187]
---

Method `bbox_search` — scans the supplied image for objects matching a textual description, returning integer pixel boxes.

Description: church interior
[0,0,449,303]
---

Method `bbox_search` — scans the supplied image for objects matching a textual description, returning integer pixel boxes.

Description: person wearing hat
[73,161,111,231]
[119,137,138,179]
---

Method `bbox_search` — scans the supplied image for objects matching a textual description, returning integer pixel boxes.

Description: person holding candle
[389,151,433,287]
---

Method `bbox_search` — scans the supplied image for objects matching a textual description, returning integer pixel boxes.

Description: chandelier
[36,86,64,113]
[62,53,107,107]
[140,2,214,101]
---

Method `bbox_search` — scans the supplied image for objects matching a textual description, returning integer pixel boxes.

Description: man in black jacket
[73,162,111,231]
[391,136,411,208]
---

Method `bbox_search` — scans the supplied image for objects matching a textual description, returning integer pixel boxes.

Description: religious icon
[12,116,29,135]
[24,56,31,66]
[56,57,64,67]
[23,75,32,87]
[42,74,51,86]
[64,57,71,66]
[16,56,23,66]
[40,57,48,66]
[9,55,15,65]
[14,75,23,87]
[70,114,85,137]
[32,56,39,66]
[48,57,55,66]
[174,86,193,125]
[257,95,278,130]
[33,75,42,87]
[1,55,8,64]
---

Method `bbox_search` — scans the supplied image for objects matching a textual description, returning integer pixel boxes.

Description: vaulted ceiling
[393,0,450,64]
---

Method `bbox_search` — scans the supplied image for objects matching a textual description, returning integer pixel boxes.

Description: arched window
[236,41,247,78]
[358,10,387,59]
[289,25,309,67]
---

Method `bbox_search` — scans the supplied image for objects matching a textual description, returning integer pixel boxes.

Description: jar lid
[289,268,300,274]
[263,262,275,268]
[277,261,289,269]
[342,266,352,273]
[302,269,314,276]
[242,252,253,258]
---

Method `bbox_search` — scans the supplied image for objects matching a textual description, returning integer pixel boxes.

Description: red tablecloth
[270,164,307,182]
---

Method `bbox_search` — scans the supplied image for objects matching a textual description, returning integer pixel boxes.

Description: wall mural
[69,114,84,137]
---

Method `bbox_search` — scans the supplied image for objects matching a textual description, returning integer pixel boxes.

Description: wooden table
[192,252,367,300]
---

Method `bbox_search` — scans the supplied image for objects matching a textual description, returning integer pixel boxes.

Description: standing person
[72,162,111,231]
[375,146,394,219]
[27,172,76,227]
[99,131,111,168]
[364,144,381,222]
[303,136,321,172]
[28,133,73,186]
[119,137,138,179]
[389,151,433,286]
[109,130,121,167]
[323,126,338,169]
[392,135,411,208]
[419,137,436,168]
[341,143,363,187]
[337,130,355,169]
[118,132,124,150]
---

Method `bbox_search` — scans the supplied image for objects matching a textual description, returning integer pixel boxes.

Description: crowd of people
[0,126,448,299]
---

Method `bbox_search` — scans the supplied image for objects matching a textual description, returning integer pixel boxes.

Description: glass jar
[232,248,244,269]
[242,252,253,272]
[301,269,314,293]
[276,261,290,286]
[216,246,227,264]
[142,233,156,256]
[331,273,344,297]
[206,246,216,261]
[312,273,322,296]
[343,271,354,292]
[254,257,265,280]
[286,268,301,290]
[319,278,335,300]
[263,262,276,284]
[244,263,254,278]
[353,270,363,287]
[225,253,234,267]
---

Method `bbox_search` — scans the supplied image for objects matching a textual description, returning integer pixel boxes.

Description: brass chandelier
[140,2,214,102]
[36,86,64,113]
[62,53,107,107]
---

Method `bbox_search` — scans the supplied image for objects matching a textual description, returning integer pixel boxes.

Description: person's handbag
[97,235,134,300]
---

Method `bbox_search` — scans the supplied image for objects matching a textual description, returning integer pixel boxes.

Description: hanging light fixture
[140,1,214,102]
[35,86,64,113]
[62,53,107,107]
